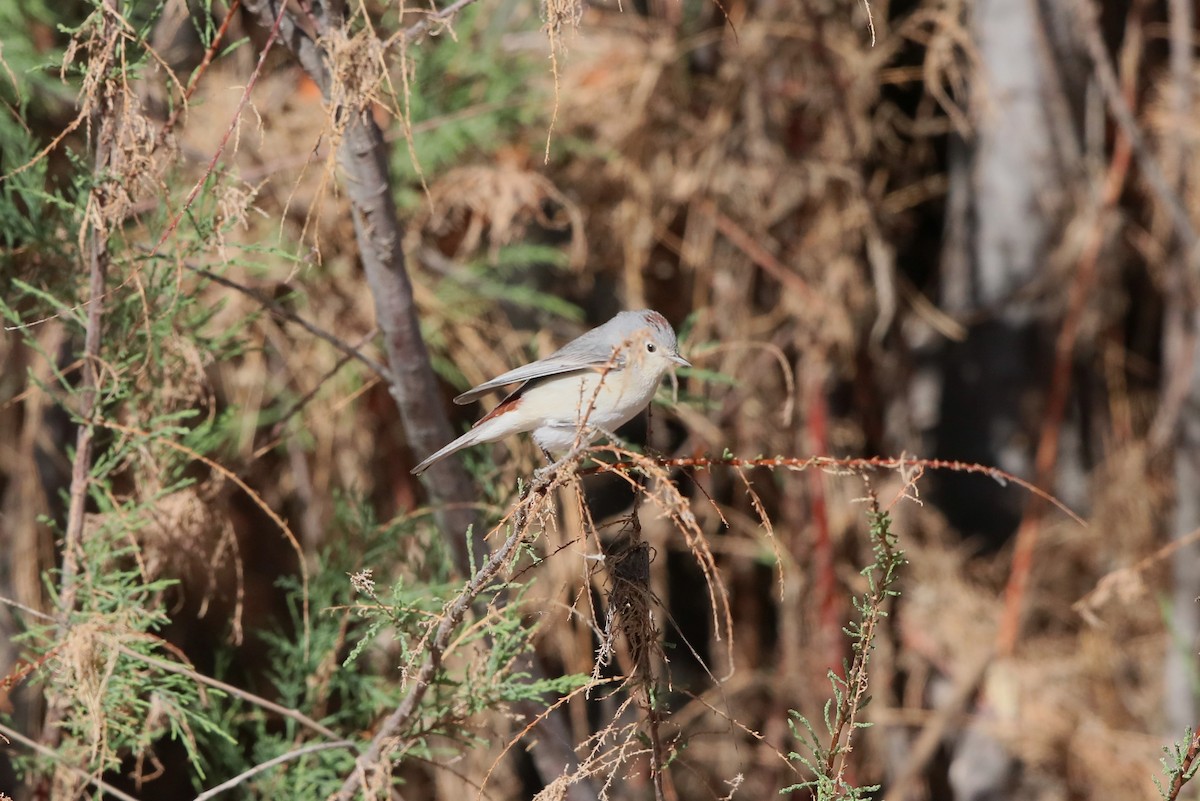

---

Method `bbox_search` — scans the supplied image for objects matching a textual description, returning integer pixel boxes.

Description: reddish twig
[995,5,1136,656]
[805,373,842,679]
[157,0,244,144]
[149,0,289,258]
[0,646,64,694]
[1165,730,1200,801]
[1072,0,1199,257]
[693,199,820,303]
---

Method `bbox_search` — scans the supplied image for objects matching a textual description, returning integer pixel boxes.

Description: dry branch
[589,454,1083,526]
[180,261,391,380]
[57,88,113,625]
[333,465,562,800]
[1072,0,1199,259]
[43,13,120,768]
[0,720,140,801]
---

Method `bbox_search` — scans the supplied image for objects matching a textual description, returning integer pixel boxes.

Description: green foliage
[0,0,76,107]
[389,3,544,202]
[783,501,904,800]
[1156,728,1200,801]
[0,0,77,280]
[431,243,582,318]
[0,7,277,777]
[16,504,234,789]
[194,505,408,795]
[193,495,588,796]
[1,250,261,794]
[343,516,589,740]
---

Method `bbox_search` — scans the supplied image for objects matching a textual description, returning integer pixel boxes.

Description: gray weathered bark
[916,0,1085,797]
[934,0,1084,542]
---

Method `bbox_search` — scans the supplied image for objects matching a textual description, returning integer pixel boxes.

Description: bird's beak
[671,353,691,368]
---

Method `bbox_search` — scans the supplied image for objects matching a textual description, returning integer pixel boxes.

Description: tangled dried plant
[407,164,587,267]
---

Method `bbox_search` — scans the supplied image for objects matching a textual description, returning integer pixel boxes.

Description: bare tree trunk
[335,108,485,568]
[929,0,1084,796]
[935,0,1082,545]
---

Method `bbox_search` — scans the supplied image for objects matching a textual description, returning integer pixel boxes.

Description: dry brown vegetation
[3,0,1200,799]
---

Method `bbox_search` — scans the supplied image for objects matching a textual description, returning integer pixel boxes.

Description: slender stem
[179,261,392,380]
[193,740,357,801]
[58,87,115,624]
[333,471,559,800]
[1166,730,1200,801]
[44,17,119,764]
[112,643,345,743]
[0,720,141,801]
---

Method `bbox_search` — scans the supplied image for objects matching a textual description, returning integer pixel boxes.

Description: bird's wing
[453,337,627,405]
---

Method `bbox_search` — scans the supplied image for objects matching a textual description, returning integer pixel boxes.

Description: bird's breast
[522,367,660,430]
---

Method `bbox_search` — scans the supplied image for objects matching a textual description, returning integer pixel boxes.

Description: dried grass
[406,164,586,267]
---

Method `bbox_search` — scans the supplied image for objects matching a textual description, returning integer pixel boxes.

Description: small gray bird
[412,310,689,475]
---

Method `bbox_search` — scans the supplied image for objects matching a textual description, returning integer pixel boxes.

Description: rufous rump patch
[476,393,522,425]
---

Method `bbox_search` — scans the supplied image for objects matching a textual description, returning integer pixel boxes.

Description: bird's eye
[646,342,657,353]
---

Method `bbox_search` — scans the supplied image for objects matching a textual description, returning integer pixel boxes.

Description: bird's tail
[410,427,488,475]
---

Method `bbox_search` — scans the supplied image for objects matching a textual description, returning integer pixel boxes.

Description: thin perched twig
[587,454,1084,526]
